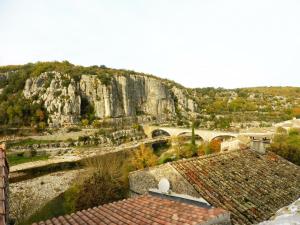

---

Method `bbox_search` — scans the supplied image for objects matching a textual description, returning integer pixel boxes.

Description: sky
[0,0,300,88]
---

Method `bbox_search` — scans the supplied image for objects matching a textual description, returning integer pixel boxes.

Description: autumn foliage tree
[209,139,221,153]
[131,144,158,170]
[198,142,212,155]
[198,139,221,156]
[292,107,300,118]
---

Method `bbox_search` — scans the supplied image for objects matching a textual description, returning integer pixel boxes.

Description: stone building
[0,143,9,225]
[129,148,300,225]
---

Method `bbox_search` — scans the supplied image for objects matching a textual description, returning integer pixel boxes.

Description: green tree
[191,122,196,146]
[7,106,14,124]
[81,119,89,127]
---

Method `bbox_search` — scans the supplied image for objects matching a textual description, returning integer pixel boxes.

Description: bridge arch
[151,129,171,138]
[177,132,204,141]
[210,135,236,142]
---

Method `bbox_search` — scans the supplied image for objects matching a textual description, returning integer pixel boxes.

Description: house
[0,143,9,225]
[32,192,231,225]
[220,136,249,152]
[129,148,300,224]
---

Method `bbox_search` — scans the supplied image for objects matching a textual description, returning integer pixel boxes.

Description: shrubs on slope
[269,128,300,165]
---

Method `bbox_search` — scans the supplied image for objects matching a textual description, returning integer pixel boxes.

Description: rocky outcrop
[24,72,81,126]
[79,74,176,118]
[23,72,198,126]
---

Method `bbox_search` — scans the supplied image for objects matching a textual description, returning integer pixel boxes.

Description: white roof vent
[158,178,170,193]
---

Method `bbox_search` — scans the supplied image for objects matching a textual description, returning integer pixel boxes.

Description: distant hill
[193,86,300,129]
[241,86,300,97]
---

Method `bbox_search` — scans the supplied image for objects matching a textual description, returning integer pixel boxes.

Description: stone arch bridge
[143,125,274,142]
[144,126,238,142]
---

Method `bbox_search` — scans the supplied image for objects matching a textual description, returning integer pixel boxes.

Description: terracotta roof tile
[171,149,300,225]
[33,195,229,225]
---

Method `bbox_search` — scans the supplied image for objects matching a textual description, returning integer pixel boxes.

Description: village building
[220,136,249,152]
[129,148,300,224]
[0,143,9,225]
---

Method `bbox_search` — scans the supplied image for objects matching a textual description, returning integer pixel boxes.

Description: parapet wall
[129,163,200,197]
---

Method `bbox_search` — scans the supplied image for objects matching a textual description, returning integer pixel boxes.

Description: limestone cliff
[23,71,198,126]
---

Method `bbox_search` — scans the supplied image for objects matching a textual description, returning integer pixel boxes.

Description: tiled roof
[0,148,9,225]
[172,149,300,225]
[33,194,229,225]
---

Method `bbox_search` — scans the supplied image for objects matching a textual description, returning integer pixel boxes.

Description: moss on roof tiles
[171,149,300,225]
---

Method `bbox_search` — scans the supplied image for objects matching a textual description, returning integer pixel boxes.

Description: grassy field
[7,154,49,166]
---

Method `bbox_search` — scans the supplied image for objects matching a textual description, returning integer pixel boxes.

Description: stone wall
[0,146,9,225]
[9,128,145,153]
[129,163,200,197]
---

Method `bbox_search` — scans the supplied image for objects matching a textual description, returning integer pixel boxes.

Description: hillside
[0,61,299,129]
[193,87,300,129]
[0,61,197,128]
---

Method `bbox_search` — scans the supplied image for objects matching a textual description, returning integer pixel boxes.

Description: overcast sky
[0,0,300,88]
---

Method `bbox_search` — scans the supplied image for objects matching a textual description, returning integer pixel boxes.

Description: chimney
[250,139,265,154]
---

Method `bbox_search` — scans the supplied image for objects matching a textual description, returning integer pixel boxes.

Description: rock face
[23,72,198,126]
[24,72,81,126]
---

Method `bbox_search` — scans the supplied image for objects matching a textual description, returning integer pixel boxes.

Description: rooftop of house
[171,149,300,225]
[0,146,9,225]
[32,194,230,225]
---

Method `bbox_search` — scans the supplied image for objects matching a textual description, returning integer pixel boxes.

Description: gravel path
[10,155,81,172]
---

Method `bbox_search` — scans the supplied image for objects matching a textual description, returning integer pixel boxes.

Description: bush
[198,142,211,155]
[268,128,300,165]
[172,136,197,159]
[66,127,82,133]
[185,143,198,157]
[159,152,176,164]
[132,123,143,131]
[78,135,90,142]
[38,121,46,130]
[131,144,158,170]
[81,119,89,127]
[97,73,111,86]
[92,120,101,128]
[74,154,129,210]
